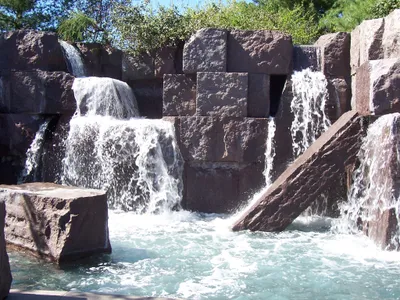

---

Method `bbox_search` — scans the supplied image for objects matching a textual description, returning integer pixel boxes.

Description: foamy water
[9,210,400,300]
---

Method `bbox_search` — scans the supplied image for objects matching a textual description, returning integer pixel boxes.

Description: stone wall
[0,201,12,299]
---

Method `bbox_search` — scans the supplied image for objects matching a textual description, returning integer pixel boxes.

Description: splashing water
[73,77,139,118]
[263,118,276,187]
[19,119,50,183]
[62,77,183,213]
[334,113,400,248]
[60,41,86,77]
[290,68,330,157]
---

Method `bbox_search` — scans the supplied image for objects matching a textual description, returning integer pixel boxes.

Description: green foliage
[371,0,400,18]
[58,11,97,42]
[0,0,74,31]
[113,0,321,56]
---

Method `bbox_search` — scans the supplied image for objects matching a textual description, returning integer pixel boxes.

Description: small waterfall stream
[19,119,50,183]
[290,68,330,157]
[62,77,183,213]
[59,41,86,77]
[335,113,400,249]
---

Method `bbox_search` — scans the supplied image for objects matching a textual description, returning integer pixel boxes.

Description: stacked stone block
[163,28,293,213]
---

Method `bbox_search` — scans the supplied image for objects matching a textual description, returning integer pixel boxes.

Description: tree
[0,0,74,31]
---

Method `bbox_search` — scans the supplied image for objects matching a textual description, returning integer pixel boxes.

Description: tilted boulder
[196,72,247,117]
[0,71,75,114]
[315,32,350,77]
[228,30,292,74]
[382,9,400,59]
[356,59,400,115]
[0,201,12,300]
[183,28,227,73]
[0,30,67,72]
[233,111,367,232]
[1,183,111,263]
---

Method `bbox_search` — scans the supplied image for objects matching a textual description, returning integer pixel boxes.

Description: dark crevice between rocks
[269,75,287,117]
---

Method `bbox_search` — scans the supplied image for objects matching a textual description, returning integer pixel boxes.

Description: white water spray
[335,113,400,249]
[62,77,183,213]
[60,41,86,77]
[290,68,330,157]
[19,119,50,183]
[263,118,276,187]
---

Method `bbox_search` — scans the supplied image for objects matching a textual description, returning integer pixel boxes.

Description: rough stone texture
[228,30,293,74]
[293,45,321,72]
[326,77,351,121]
[315,32,350,77]
[183,162,264,213]
[352,19,385,74]
[248,73,270,117]
[233,111,366,232]
[76,43,122,79]
[382,9,400,59]
[128,79,163,119]
[1,183,111,263]
[0,115,45,184]
[183,28,227,73]
[154,46,179,78]
[364,208,398,250]
[356,59,400,116]
[350,26,361,76]
[178,117,267,163]
[122,53,154,81]
[196,72,247,117]
[0,30,67,72]
[0,202,12,300]
[163,74,196,116]
[0,71,75,114]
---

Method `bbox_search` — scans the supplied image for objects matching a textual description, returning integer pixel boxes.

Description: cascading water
[335,113,400,249]
[61,77,183,213]
[19,119,50,183]
[290,68,331,157]
[59,41,86,77]
[262,118,276,187]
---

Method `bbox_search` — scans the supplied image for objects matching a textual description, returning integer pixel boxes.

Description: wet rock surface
[1,183,111,263]
[233,111,367,232]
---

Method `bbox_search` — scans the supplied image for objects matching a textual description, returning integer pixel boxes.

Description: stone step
[232,110,368,232]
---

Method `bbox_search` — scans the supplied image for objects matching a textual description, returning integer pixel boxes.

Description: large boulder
[163,74,196,116]
[0,202,12,300]
[227,30,293,74]
[0,30,67,72]
[0,71,75,114]
[315,32,350,77]
[233,111,367,232]
[248,73,270,117]
[177,117,268,163]
[1,183,111,263]
[382,9,400,59]
[351,18,385,75]
[196,72,247,117]
[183,28,227,73]
[356,59,400,115]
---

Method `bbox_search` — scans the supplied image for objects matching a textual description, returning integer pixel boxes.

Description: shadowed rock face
[1,183,111,263]
[0,201,12,300]
[233,111,367,232]
[0,30,67,72]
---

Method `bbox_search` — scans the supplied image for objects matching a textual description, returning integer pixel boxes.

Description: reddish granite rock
[1,183,111,263]
[248,73,270,117]
[382,9,400,59]
[0,202,12,300]
[356,59,400,116]
[163,74,196,116]
[233,111,366,232]
[227,30,293,74]
[0,30,67,72]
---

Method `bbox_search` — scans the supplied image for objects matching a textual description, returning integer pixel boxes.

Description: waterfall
[335,113,400,249]
[62,77,183,213]
[290,68,330,157]
[60,41,86,77]
[19,119,50,183]
[263,118,276,187]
